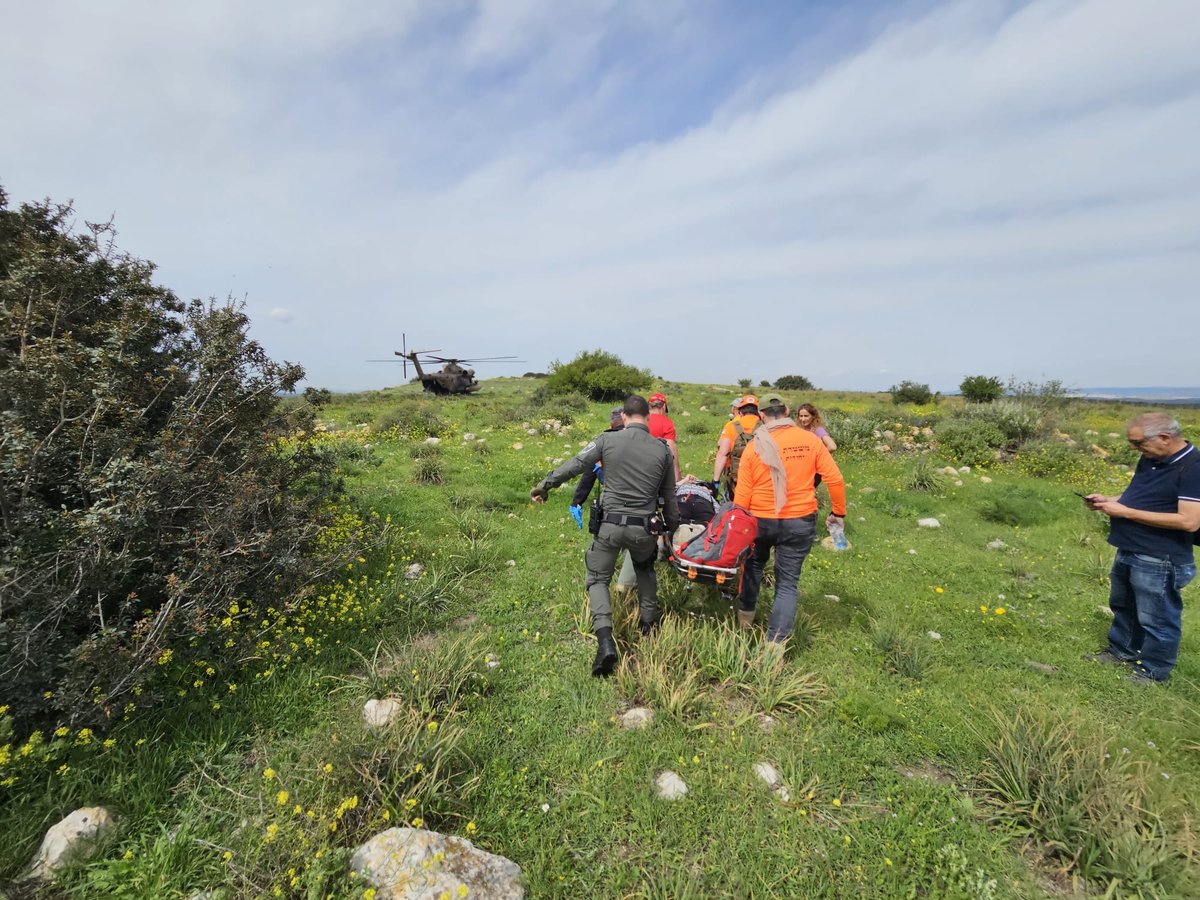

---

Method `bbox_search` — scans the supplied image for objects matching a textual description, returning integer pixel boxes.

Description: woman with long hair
[795,403,836,452]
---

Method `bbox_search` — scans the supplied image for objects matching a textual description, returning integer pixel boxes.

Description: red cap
[740,394,759,408]
[648,392,667,404]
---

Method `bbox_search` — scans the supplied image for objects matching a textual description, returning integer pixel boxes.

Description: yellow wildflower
[995,607,1006,615]
[263,767,276,780]
[276,790,289,806]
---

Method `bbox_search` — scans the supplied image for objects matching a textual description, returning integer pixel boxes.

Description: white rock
[350,827,524,899]
[927,631,942,640]
[363,698,405,730]
[526,428,538,436]
[462,432,476,442]
[986,540,1007,550]
[619,707,655,730]
[485,653,501,669]
[423,437,440,446]
[758,714,777,733]
[681,410,691,417]
[511,442,523,450]
[655,771,688,801]
[753,762,791,802]
[699,406,708,411]
[1098,605,1114,618]
[505,559,516,567]
[859,486,875,494]
[882,429,896,440]
[958,466,971,473]
[908,548,918,555]
[823,594,840,602]
[917,518,940,528]
[404,563,424,580]
[28,807,115,880]
[979,476,992,484]
[954,480,963,487]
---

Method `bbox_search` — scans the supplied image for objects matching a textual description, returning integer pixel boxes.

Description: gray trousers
[585,521,659,630]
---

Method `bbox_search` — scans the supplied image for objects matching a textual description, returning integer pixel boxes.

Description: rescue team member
[569,408,639,596]
[713,395,761,500]
[734,394,847,643]
[647,392,681,481]
[532,395,680,676]
[1083,413,1200,683]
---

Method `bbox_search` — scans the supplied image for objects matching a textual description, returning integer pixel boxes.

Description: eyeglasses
[1128,436,1154,448]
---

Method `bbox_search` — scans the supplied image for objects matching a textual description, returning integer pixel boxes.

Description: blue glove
[593,462,605,485]
[569,504,583,529]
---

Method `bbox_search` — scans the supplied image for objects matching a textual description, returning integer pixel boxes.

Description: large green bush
[0,191,352,727]
[889,380,935,405]
[959,374,1004,404]
[961,399,1043,444]
[774,374,815,391]
[936,418,1004,468]
[546,350,651,402]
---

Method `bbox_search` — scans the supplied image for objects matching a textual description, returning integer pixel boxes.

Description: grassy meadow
[2,377,1199,898]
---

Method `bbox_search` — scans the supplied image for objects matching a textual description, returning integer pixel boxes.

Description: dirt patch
[410,631,440,652]
[452,613,479,629]
[894,760,955,786]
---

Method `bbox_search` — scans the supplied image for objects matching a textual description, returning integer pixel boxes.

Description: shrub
[978,487,1059,527]
[889,380,935,405]
[936,417,1004,468]
[413,457,445,485]
[774,374,815,391]
[546,350,651,402]
[961,399,1043,444]
[823,411,888,452]
[738,378,752,388]
[0,192,351,727]
[759,380,771,388]
[903,456,950,492]
[959,375,1004,404]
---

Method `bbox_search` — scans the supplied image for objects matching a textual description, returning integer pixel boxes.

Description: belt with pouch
[602,512,648,527]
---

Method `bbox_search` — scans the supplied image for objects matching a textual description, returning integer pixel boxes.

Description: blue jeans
[738,515,816,643]
[1107,550,1196,681]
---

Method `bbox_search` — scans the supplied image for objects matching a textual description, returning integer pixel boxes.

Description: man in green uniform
[531,395,680,676]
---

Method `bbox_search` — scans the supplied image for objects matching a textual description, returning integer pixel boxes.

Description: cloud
[2,0,1198,391]
[270,308,293,323]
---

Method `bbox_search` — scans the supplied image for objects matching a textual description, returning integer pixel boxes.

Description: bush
[903,456,950,492]
[774,374,815,391]
[822,411,888,452]
[738,378,752,388]
[978,487,1059,527]
[0,191,351,727]
[546,350,651,402]
[961,399,1043,444]
[959,375,1004,404]
[936,417,1004,468]
[889,380,935,405]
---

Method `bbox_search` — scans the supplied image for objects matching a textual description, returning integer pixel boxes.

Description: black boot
[638,618,659,637]
[592,627,618,677]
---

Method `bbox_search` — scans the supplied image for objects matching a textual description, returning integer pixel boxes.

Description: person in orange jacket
[733,393,847,643]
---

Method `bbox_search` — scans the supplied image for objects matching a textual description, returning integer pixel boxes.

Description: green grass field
[3,378,1198,898]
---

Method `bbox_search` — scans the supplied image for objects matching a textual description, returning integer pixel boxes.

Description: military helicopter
[370,335,522,395]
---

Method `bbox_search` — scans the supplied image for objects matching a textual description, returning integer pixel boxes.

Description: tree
[546,350,651,402]
[889,380,935,405]
[0,190,353,726]
[959,375,1004,404]
[774,375,815,391]
[738,378,752,388]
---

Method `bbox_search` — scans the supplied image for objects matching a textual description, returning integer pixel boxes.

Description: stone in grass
[351,828,523,899]
[424,436,441,446]
[986,540,1007,551]
[404,563,424,580]
[363,698,405,730]
[753,762,791,802]
[980,476,992,484]
[1097,606,1114,619]
[655,770,688,801]
[619,707,655,730]
[758,714,777,734]
[28,807,115,881]
[1025,659,1058,675]
[917,518,940,529]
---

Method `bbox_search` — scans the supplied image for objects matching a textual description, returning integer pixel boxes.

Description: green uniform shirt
[537,422,679,530]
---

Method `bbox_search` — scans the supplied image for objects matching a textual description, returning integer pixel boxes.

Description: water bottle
[829,520,849,551]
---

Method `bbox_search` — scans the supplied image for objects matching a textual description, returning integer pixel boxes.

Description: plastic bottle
[829,520,849,551]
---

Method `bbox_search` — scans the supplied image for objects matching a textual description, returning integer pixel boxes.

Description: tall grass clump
[903,456,949,493]
[413,456,446,485]
[978,710,1190,894]
[978,487,1060,527]
[869,620,929,680]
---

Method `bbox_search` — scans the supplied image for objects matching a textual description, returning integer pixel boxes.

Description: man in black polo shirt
[1084,413,1200,683]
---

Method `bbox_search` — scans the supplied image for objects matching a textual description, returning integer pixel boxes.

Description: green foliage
[0,193,351,727]
[869,621,929,679]
[978,486,1059,526]
[822,410,888,452]
[774,374,815,391]
[303,386,333,407]
[738,378,752,388]
[961,399,1043,444]
[979,710,1190,893]
[546,349,651,402]
[375,398,450,438]
[959,375,1004,404]
[889,380,935,405]
[903,456,950,492]
[936,417,1004,468]
[759,380,771,388]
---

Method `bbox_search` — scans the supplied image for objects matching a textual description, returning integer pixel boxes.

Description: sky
[2,0,1199,393]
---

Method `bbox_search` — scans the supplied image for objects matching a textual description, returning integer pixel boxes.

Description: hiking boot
[592,627,618,677]
[1083,648,1130,666]
[737,609,755,630]
[638,618,660,637]
[1128,666,1165,686]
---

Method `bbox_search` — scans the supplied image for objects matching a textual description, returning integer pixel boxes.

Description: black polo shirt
[1109,443,1200,564]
